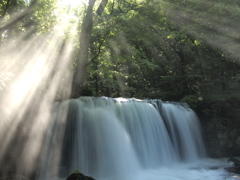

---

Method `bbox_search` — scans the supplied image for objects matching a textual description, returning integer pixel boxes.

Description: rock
[235,136,240,148]
[66,173,95,180]
[228,157,240,166]
[226,157,240,174]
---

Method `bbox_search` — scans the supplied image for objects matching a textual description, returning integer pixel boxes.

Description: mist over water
[0,1,239,180]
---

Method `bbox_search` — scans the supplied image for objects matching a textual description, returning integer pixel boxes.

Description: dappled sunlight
[58,0,88,8]
[164,0,240,60]
[0,2,80,177]
[0,0,240,179]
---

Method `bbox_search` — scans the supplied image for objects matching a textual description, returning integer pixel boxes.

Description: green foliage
[82,0,240,106]
[180,95,201,110]
[1,0,240,132]
[26,0,58,33]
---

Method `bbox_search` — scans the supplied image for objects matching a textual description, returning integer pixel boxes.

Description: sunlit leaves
[29,0,58,33]
[163,0,240,61]
[1,0,240,105]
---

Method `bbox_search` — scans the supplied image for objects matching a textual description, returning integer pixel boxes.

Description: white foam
[97,158,236,180]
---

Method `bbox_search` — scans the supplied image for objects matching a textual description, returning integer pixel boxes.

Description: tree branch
[0,0,38,31]
[96,0,108,16]
[1,0,11,19]
[86,41,104,67]
[117,0,137,13]
[110,0,115,15]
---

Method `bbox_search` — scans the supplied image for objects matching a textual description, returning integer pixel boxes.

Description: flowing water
[37,97,238,180]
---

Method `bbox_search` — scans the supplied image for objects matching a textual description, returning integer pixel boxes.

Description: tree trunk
[71,0,96,98]
[96,0,108,16]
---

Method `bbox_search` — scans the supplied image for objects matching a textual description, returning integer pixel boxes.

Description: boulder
[66,173,95,180]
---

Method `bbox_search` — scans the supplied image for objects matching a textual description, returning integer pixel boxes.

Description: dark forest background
[1,0,240,158]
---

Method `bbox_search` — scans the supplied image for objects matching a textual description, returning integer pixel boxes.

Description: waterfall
[38,97,206,180]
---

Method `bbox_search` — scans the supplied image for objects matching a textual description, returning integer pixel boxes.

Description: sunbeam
[0,1,80,177]
[0,0,240,179]
[164,0,240,60]
[58,0,88,8]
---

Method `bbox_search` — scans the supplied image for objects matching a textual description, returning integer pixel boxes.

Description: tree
[71,0,96,98]
[0,0,38,32]
[71,0,110,98]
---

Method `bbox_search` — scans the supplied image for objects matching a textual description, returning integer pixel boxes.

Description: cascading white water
[37,97,235,180]
[161,103,206,162]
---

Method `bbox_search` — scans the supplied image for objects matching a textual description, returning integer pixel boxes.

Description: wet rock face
[202,121,240,157]
[196,99,240,158]
[66,173,95,180]
[235,136,240,148]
